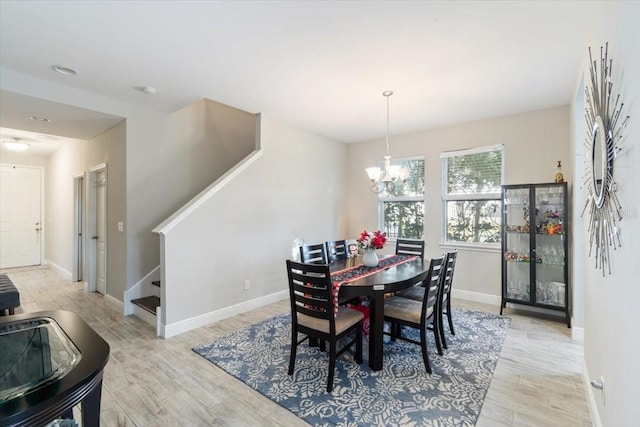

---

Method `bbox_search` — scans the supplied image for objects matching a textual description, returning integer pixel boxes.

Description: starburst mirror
[583,43,630,275]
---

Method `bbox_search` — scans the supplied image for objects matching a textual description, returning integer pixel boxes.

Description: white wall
[44,121,126,296]
[579,2,640,426]
[85,121,127,299]
[347,106,572,305]
[162,114,348,327]
[0,150,48,167]
[45,139,88,276]
[0,70,256,301]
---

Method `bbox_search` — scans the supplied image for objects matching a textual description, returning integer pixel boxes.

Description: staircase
[131,280,161,315]
[131,280,161,335]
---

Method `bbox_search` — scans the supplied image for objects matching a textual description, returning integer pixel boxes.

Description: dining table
[329,255,428,372]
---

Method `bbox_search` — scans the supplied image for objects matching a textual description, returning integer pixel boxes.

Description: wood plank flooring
[1,266,592,426]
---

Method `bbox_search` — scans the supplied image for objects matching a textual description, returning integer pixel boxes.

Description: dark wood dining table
[329,256,428,371]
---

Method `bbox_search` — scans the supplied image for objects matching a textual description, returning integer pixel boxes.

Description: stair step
[131,296,160,315]
[151,280,161,287]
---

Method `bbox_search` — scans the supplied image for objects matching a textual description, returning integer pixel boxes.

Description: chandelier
[365,90,409,193]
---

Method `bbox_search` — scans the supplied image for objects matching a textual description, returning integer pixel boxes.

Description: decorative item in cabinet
[500,182,570,327]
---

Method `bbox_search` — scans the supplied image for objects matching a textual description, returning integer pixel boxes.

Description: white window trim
[441,145,504,246]
[440,143,504,159]
[439,241,501,252]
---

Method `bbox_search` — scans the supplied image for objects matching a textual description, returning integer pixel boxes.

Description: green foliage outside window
[444,149,502,244]
[380,158,424,240]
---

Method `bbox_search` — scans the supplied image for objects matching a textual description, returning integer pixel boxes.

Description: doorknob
[92,235,98,240]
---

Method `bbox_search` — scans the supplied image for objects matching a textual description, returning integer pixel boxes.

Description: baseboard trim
[161,290,288,338]
[45,259,72,280]
[582,360,603,427]
[452,289,500,306]
[572,325,584,342]
[104,293,123,309]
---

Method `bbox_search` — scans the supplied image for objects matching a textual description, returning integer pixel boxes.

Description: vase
[362,249,379,267]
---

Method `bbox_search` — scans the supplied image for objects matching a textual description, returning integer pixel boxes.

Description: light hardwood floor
[2,266,592,427]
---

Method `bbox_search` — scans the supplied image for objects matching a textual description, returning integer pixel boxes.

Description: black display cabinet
[500,182,570,327]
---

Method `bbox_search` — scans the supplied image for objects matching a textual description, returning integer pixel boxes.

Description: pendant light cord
[383,90,393,158]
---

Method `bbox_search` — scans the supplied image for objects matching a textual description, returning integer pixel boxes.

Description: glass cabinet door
[503,187,531,302]
[533,185,566,307]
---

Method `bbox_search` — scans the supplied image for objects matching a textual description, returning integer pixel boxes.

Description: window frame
[440,144,504,251]
[377,155,425,242]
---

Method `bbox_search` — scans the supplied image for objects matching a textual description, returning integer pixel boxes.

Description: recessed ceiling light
[2,140,30,152]
[30,116,51,122]
[52,65,77,75]
[141,86,156,95]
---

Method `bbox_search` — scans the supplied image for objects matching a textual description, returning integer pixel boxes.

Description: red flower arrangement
[357,230,387,250]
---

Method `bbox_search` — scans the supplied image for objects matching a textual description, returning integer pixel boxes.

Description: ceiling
[0,91,123,156]
[0,1,596,148]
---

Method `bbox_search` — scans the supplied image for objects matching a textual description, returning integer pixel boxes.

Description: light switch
[117,222,124,232]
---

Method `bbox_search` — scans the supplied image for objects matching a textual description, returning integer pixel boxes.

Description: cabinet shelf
[501,182,570,328]
[505,260,564,266]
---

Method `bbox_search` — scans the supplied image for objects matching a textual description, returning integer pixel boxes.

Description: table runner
[330,254,418,314]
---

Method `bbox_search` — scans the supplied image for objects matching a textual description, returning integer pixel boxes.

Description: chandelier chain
[384,90,392,158]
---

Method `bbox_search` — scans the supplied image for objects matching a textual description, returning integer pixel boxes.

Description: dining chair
[395,250,458,349]
[439,250,458,347]
[395,238,425,258]
[286,260,363,393]
[383,254,446,373]
[325,240,348,262]
[299,243,328,264]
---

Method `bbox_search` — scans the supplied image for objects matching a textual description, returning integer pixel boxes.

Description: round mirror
[591,116,608,208]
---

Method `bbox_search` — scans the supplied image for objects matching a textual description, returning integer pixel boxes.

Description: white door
[0,165,42,269]
[95,169,106,294]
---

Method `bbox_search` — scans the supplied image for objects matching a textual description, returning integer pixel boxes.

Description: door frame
[87,163,107,294]
[72,173,85,282]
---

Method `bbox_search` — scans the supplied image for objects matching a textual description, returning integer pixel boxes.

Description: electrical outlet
[244,279,250,290]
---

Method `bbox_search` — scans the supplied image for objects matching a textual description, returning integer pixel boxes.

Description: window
[378,157,424,240]
[441,145,503,247]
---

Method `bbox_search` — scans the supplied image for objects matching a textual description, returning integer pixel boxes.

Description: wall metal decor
[583,42,630,275]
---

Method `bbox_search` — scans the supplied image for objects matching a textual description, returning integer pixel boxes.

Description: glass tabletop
[0,317,82,402]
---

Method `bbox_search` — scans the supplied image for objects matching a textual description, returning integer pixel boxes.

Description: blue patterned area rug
[193,308,510,427]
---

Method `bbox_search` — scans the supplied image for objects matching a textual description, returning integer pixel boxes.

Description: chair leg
[439,311,448,350]
[319,339,326,352]
[432,316,443,356]
[355,326,363,364]
[446,298,455,335]
[327,339,337,393]
[419,327,432,374]
[389,321,397,341]
[288,330,297,376]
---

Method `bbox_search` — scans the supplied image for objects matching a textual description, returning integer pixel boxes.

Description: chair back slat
[325,240,348,262]
[287,260,335,325]
[440,250,458,304]
[421,255,446,323]
[395,239,425,258]
[299,243,328,264]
